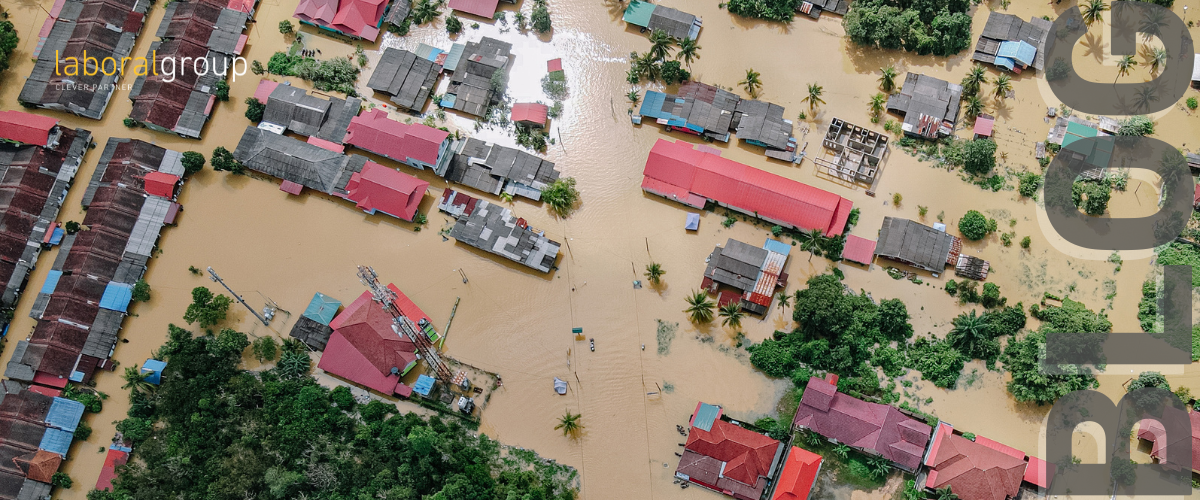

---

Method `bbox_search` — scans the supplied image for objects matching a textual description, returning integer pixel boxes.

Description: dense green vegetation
[0,21,18,74]
[180,152,205,176]
[1135,278,1200,361]
[1017,172,1042,198]
[88,320,578,500]
[1002,299,1107,405]
[131,280,151,303]
[962,139,996,175]
[266,53,360,96]
[542,178,580,218]
[244,97,265,123]
[1157,242,1200,287]
[724,0,802,23]
[842,0,972,56]
[627,30,693,85]
[531,0,552,33]
[210,147,245,175]
[957,210,996,240]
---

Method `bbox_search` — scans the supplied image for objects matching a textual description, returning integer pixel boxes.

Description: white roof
[1193,54,1200,81]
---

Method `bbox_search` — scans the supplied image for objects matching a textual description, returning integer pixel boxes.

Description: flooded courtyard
[2,0,1200,496]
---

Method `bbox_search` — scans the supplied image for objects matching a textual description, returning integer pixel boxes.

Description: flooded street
[2,0,1200,496]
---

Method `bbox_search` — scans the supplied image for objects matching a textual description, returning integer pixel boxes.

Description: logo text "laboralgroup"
[54,50,249,83]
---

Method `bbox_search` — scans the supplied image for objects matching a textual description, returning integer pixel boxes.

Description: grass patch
[656,319,677,355]
[794,431,891,491]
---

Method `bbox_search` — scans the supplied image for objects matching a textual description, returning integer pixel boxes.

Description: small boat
[553,377,567,395]
[589,338,595,352]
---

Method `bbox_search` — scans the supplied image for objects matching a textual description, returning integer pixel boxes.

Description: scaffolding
[356,266,454,385]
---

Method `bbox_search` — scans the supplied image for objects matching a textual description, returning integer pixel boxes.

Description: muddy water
[2,0,1200,496]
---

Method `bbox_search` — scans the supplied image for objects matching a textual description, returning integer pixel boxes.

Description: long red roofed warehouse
[642,139,853,236]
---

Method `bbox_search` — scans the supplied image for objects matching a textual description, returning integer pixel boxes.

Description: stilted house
[885,74,962,139]
[444,139,560,201]
[874,217,961,274]
[367,48,442,113]
[438,189,561,273]
[637,82,740,142]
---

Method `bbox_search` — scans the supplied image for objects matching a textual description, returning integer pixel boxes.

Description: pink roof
[974,116,995,137]
[392,286,432,326]
[253,79,279,103]
[320,289,419,394]
[511,102,549,126]
[307,135,345,152]
[684,419,781,488]
[448,0,500,17]
[228,0,255,13]
[143,171,180,198]
[234,33,248,54]
[38,0,67,38]
[343,162,429,221]
[95,449,128,491]
[924,423,1027,500]
[643,139,853,236]
[345,109,448,166]
[772,447,822,500]
[294,0,385,40]
[0,111,58,146]
[280,180,304,195]
[1136,407,1200,472]
[26,385,61,398]
[547,58,563,73]
[1022,456,1055,489]
[843,235,876,265]
[793,376,931,471]
[318,330,406,394]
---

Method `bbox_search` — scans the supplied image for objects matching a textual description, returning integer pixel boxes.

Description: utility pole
[357,266,454,385]
[207,267,271,325]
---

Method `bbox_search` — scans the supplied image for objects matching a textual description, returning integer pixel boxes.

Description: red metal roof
[294,0,386,40]
[842,235,876,265]
[547,58,563,73]
[772,446,822,500]
[306,136,345,153]
[924,423,1027,500]
[1136,407,1200,473]
[973,115,995,137]
[343,161,429,221]
[143,171,179,199]
[345,109,448,166]
[252,79,279,103]
[280,180,304,195]
[317,330,407,394]
[320,290,418,394]
[0,111,57,147]
[644,139,853,236]
[683,419,781,490]
[1022,456,1054,489]
[25,386,61,398]
[511,102,549,127]
[448,0,500,17]
[227,0,255,13]
[793,377,931,471]
[95,448,128,491]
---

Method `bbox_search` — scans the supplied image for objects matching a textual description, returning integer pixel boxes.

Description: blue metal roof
[993,56,1016,71]
[99,282,133,313]
[303,292,342,325]
[638,91,669,120]
[39,428,73,457]
[141,359,167,385]
[440,94,457,108]
[69,370,84,382]
[685,213,700,230]
[45,397,85,433]
[413,374,436,396]
[692,402,720,432]
[48,227,63,245]
[764,238,792,256]
[997,40,1036,67]
[40,270,61,295]
[443,43,466,70]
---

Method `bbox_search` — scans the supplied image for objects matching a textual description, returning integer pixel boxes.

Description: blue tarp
[99,282,134,313]
[685,213,700,231]
[40,270,61,295]
[48,227,63,245]
[45,397,85,433]
[764,238,792,257]
[413,374,436,396]
[997,40,1036,67]
[38,428,73,457]
[141,359,167,385]
[303,293,342,325]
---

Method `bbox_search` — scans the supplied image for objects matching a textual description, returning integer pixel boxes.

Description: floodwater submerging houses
[636,82,797,160]
[885,73,962,139]
[367,48,442,114]
[441,37,512,117]
[438,189,561,273]
[701,238,790,316]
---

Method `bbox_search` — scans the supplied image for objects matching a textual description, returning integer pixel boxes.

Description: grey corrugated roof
[648,5,697,40]
[886,73,961,134]
[16,478,51,500]
[290,316,333,351]
[3,342,33,382]
[874,217,954,272]
[368,48,442,112]
[207,8,249,54]
[446,140,559,199]
[316,96,361,144]
[734,99,792,150]
[263,85,357,143]
[233,126,354,193]
[386,0,412,25]
[974,12,1050,70]
[82,309,124,358]
[449,197,560,272]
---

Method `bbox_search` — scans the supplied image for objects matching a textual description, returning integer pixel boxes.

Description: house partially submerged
[438,189,561,273]
[257,80,361,144]
[642,138,854,236]
[814,118,888,183]
[793,375,932,472]
[317,288,422,396]
[675,402,785,500]
[511,103,549,128]
[701,238,790,315]
[973,12,1051,72]
[0,112,92,310]
[294,0,389,40]
[733,99,796,160]
[447,0,515,19]
[1136,406,1200,474]
[622,0,702,40]
[367,48,442,113]
[874,217,961,274]
[444,139,560,201]
[232,126,368,195]
[885,73,962,139]
[0,386,86,499]
[7,139,187,387]
[442,37,512,117]
[1045,115,1114,178]
[796,0,848,19]
[344,108,453,173]
[18,0,149,119]
[341,162,429,221]
[637,82,740,142]
[922,422,1046,500]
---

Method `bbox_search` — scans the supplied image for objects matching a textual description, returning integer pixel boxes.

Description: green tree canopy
[962,139,996,175]
[182,286,233,328]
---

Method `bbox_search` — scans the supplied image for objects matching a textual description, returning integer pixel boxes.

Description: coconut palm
[803,82,825,111]
[637,52,662,82]
[961,65,988,97]
[963,95,985,121]
[555,411,583,437]
[1148,46,1168,75]
[775,291,792,312]
[644,262,665,285]
[121,366,153,394]
[648,29,673,61]
[676,38,700,69]
[878,65,898,93]
[1081,0,1108,27]
[799,229,824,261]
[947,310,995,360]
[1115,54,1137,83]
[869,93,886,117]
[627,90,640,105]
[684,290,716,323]
[992,74,1012,101]
[1139,7,1167,41]
[739,69,762,98]
[935,486,960,500]
[1132,84,1159,111]
[719,302,745,330]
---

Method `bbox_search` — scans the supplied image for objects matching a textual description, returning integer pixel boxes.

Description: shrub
[660,60,691,85]
[116,417,152,442]
[1188,97,1198,110]
[131,279,151,302]
[542,177,579,217]
[541,71,568,100]
[962,138,997,175]
[1046,58,1070,81]
[181,151,205,175]
[51,472,72,489]
[945,279,958,296]
[65,221,81,234]
[1020,236,1031,249]
[0,21,17,74]
[531,0,552,33]
[74,420,92,440]
[958,210,991,240]
[210,146,245,175]
[123,118,140,128]
[244,97,265,122]
[213,79,229,101]
[278,20,294,34]
[445,14,462,34]
[981,282,1003,308]
[749,339,796,378]
[1072,180,1111,216]
[1018,172,1042,198]
[1116,115,1155,137]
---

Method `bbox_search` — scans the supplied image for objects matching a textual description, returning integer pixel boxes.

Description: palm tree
[878,65,898,93]
[1133,84,1159,111]
[676,38,700,69]
[739,69,762,98]
[992,74,1012,101]
[802,83,825,111]
[555,411,583,437]
[121,366,153,394]
[684,291,716,323]
[799,229,824,261]
[627,90,641,106]
[1115,54,1137,83]
[868,455,892,479]
[637,52,662,82]
[833,443,850,459]
[961,65,987,97]
[775,291,792,312]
[644,262,665,285]
[719,302,745,330]
[947,310,994,359]
[1148,46,1168,75]
[963,95,985,121]
[1081,0,1108,27]
[869,93,886,117]
[935,486,960,500]
[648,29,673,61]
[1139,7,1167,41]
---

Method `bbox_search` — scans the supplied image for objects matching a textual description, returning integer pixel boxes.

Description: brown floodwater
[3,0,1200,497]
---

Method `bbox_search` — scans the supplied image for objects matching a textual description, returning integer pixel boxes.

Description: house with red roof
[0,111,60,148]
[447,0,514,19]
[341,162,429,221]
[792,375,932,472]
[769,446,822,500]
[676,402,786,500]
[318,288,419,396]
[643,139,853,236]
[922,422,1028,500]
[294,0,388,41]
[1137,406,1200,474]
[344,109,453,174]
[511,103,549,128]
